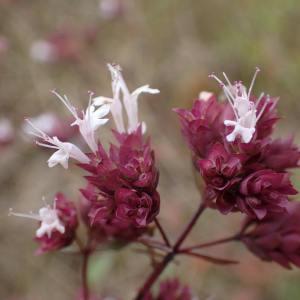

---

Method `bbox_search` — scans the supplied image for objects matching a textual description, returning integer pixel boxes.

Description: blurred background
[1,0,300,299]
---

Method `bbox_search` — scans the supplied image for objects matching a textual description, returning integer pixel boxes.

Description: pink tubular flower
[208,68,281,144]
[34,193,78,255]
[241,203,300,269]
[9,193,78,255]
[143,279,194,300]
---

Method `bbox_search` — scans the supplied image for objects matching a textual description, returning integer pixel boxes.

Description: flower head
[78,125,160,228]
[241,203,300,269]
[198,143,298,218]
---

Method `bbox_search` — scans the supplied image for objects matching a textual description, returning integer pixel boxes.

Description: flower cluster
[176,68,299,219]
[79,127,160,228]
[11,63,160,255]
[240,203,300,269]
[79,183,154,244]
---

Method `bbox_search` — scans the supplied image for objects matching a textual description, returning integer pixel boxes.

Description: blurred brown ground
[1,0,300,299]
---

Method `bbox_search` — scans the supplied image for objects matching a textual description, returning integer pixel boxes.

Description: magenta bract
[78,125,160,228]
[261,133,300,172]
[143,278,194,300]
[174,96,226,160]
[241,203,300,269]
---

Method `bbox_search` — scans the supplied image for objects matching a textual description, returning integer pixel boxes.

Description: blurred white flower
[99,0,123,19]
[22,112,58,136]
[0,118,13,144]
[30,40,57,62]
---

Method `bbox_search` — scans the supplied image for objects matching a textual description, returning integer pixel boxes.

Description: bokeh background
[1,0,300,299]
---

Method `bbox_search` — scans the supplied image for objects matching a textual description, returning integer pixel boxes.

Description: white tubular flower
[93,65,125,133]
[93,63,160,134]
[127,85,160,133]
[50,90,110,153]
[9,197,65,238]
[25,118,89,169]
[224,109,257,143]
[209,67,268,143]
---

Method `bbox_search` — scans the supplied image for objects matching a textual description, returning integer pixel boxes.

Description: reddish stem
[154,217,171,247]
[179,235,240,253]
[173,202,206,251]
[134,202,207,300]
[82,240,91,300]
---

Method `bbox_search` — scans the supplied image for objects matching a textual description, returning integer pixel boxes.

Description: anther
[50,89,57,93]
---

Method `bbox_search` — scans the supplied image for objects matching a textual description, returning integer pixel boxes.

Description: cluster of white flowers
[24,63,159,170]
[210,67,268,143]
[11,64,159,238]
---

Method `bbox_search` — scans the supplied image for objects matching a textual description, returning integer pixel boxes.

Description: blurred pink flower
[99,0,125,19]
[0,118,14,148]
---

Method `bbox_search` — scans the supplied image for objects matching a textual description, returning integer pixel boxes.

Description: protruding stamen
[248,67,260,98]
[255,95,270,122]
[223,89,239,121]
[51,90,78,119]
[8,208,41,220]
[254,92,264,109]
[222,72,233,90]
[25,118,49,140]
